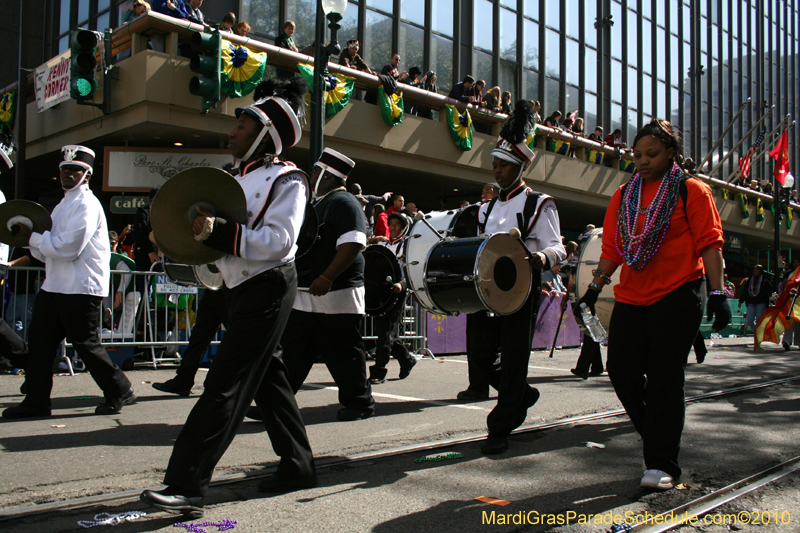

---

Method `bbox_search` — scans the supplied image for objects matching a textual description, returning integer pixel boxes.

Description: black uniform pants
[574,338,604,374]
[174,289,227,385]
[607,277,704,480]
[282,310,374,412]
[164,264,314,496]
[23,290,131,408]
[370,295,414,380]
[467,286,541,438]
[464,313,492,394]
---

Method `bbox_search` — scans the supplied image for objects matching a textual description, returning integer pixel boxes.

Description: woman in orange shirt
[577,120,730,490]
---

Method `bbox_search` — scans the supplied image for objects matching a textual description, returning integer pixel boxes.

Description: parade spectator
[235,21,251,37]
[381,53,405,81]
[218,12,236,32]
[400,67,426,115]
[604,128,623,147]
[469,80,487,108]
[152,0,188,19]
[184,0,206,25]
[405,202,418,214]
[560,116,574,132]
[531,100,542,123]
[448,75,474,103]
[500,92,512,114]
[117,223,134,257]
[588,126,604,142]
[373,194,404,239]
[274,21,299,79]
[484,86,501,113]
[739,264,773,335]
[349,183,391,226]
[573,117,585,137]
[481,183,500,203]
[122,0,151,23]
[417,71,437,119]
[544,110,562,128]
[133,188,158,283]
[338,40,372,73]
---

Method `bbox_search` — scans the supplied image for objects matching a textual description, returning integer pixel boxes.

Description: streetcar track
[1,374,799,523]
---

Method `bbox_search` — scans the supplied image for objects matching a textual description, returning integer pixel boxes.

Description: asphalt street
[1,337,800,532]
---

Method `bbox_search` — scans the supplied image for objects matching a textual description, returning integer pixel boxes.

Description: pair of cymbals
[150,167,248,265]
[0,200,52,247]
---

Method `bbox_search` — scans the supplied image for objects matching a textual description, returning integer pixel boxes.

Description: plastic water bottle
[580,303,608,343]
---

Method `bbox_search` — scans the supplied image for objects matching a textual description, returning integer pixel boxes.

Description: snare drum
[421,233,532,316]
[405,205,479,310]
[574,228,619,329]
[363,245,403,316]
[162,257,224,290]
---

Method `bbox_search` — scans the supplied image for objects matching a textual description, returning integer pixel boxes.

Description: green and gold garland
[378,87,404,126]
[297,64,356,117]
[220,43,267,98]
[445,104,473,151]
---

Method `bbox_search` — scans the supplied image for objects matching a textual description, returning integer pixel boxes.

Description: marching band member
[470,100,566,454]
[369,212,416,384]
[280,147,375,421]
[3,145,137,419]
[140,78,316,518]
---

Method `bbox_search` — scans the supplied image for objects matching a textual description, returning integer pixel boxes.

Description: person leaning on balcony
[217,11,236,32]
[576,119,728,491]
[381,53,406,81]
[274,21,299,79]
[184,0,207,25]
[448,75,474,104]
[484,86,501,113]
[588,126,604,142]
[152,0,189,19]
[417,70,437,119]
[122,0,150,24]
[338,40,373,73]
[543,110,562,128]
[235,21,251,37]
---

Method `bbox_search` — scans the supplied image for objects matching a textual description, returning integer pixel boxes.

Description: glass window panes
[367,0,393,15]
[474,0,494,51]
[498,61,517,97]
[641,20,652,74]
[585,47,596,92]
[671,87,680,125]
[657,27,666,80]
[78,0,90,24]
[99,0,110,11]
[627,111,638,144]
[245,0,280,38]
[524,69,539,100]
[60,0,71,33]
[627,9,637,68]
[700,16,707,53]
[656,1,665,27]
[611,59,622,102]
[500,7,517,62]
[584,0,596,47]
[670,2,679,32]
[432,0,454,37]
[364,9,393,70]
[338,3,359,43]
[565,38,579,85]
[565,84,579,116]
[430,34,454,89]
[524,0,539,20]
[524,19,539,70]
[657,80,666,117]
[642,73,652,114]
[584,92,597,130]
[96,11,109,31]
[500,0,515,10]
[286,0,316,48]
[611,1,622,59]
[473,49,493,86]
[611,102,623,137]
[546,0,560,31]
[545,29,559,78]
[627,68,638,109]
[683,3,691,39]
[566,0,580,39]
[545,76,560,112]
[399,23,424,75]
[59,34,69,53]
[670,34,679,84]
[641,0,651,20]
[401,0,424,26]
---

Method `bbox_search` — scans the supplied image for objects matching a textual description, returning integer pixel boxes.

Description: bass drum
[363,245,403,317]
[405,204,479,311]
[422,233,532,316]
[574,228,620,329]
[162,257,224,290]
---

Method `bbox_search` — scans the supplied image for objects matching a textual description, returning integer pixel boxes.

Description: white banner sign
[155,275,198,295]
[103,147,233,191]
[34,51,72,113]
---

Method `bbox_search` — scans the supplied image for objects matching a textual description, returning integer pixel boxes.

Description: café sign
[110,196,149,214]
[103,147,232,192]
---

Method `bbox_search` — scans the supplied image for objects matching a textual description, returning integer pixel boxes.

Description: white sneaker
[640,469,675,490]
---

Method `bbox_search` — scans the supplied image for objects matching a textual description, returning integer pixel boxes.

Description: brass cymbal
[0,200,52,247]
[150,167,248,265]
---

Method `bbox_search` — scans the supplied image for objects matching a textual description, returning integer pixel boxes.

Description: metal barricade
[360,293,431,357]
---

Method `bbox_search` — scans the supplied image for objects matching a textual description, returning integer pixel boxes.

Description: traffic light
[70,29,99,101]
[189,29,222,114]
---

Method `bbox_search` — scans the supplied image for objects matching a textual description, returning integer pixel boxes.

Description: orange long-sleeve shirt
[601,177,724,306]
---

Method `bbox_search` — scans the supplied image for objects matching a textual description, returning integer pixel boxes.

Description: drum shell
[574,228,619,329]
[162,258,223,290]
[404,205,479,311]
[363,245,403,317]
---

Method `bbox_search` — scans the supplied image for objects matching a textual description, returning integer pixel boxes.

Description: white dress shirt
[28,182,110,297]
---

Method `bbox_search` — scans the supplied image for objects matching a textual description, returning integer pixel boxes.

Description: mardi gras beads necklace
[615,163,683,271]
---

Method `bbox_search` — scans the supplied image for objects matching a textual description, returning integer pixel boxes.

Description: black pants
[370,296,415,381]
[574,338,604,374]
[23,291,131,409]
[467,286,541,437]
[174,289,227,385]
[464,313,492,394]
[282,310,374,412]
[164,264,314,496]
[607,278,704,480]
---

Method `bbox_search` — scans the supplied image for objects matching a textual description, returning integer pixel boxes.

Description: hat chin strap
[62,171,90,191]
[239,126,270,165]
[500,164,527,193]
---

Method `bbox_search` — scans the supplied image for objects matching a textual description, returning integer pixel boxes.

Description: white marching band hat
[314,148,355,180]
[59,145,95,173]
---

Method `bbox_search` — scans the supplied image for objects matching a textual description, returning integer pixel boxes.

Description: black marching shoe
[336,407,374,421]
[456,389,490,401]
[140,488,203,518]
[257,472,318,494]
[245,405,263,421]
[2,404,51,419]
[398,357,417,379]
[783,342,791,352]
[96,388,137,415]
[481,435,509,455]
[570,368,589,380]
[152,378,193,396]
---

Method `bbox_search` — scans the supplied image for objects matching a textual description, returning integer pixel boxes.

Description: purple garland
[615,163,683,271]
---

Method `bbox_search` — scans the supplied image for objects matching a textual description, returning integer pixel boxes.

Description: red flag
[769,128,790,186]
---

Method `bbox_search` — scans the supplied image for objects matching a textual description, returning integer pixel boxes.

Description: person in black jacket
[448,75,475,103]
[274,21,298,79]
[133,188,159,280]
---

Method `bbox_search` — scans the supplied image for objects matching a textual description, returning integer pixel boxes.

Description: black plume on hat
[501,100,535,144]
[253,76,307,115]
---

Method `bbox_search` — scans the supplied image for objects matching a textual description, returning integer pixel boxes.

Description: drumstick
[413,211,447,242]
[509,227,532,261]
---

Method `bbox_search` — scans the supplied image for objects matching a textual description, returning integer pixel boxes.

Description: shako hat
[314,147,355,180]
[491,100,536,167]
[60,145,95,173]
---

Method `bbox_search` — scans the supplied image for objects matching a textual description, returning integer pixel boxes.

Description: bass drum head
[195,263,223,290]
[449,204,479,238]
[162,260,197,286]
[363,245,403,316]
[574,228,619,329]
[475,233,532,315]
[404,209,461,312]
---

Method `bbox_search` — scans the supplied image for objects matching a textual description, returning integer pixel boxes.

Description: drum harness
[477,190,548,241]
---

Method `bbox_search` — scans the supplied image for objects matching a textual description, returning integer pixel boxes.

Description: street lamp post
[309,0,347,174]
[774,172,795,282]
